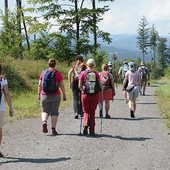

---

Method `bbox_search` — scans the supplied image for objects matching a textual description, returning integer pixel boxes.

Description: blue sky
[0,0,170,36]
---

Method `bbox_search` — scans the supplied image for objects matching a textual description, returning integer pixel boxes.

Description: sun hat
[123,60,128,64]
[141,61,145,66]
[86,59,96,66]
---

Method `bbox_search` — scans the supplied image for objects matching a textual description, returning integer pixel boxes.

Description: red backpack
[100,71,112,90]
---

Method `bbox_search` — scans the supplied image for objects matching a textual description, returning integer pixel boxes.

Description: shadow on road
[113,135,152,141]
[0,156,71,165]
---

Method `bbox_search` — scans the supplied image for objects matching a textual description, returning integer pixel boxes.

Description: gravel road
[0,84,170,170]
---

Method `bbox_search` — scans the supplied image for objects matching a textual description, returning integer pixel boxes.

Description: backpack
[121,64,129,80]
[42,69,59,94]
[140,66,147,79]
[100,72,112,90]
[83,70,101,95]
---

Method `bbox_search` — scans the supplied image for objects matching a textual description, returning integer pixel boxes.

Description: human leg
[50,95,61,135]
[0,112,5,157]
[105,100,111,118]
[88,94,98,134]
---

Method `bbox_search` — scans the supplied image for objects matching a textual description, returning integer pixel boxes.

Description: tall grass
[155,67,170,129]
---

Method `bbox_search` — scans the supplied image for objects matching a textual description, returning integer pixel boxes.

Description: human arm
[3,84,14,117]
[68,68,73,88]
[60,80,66,101]
[37,79,42,100]
[122,73,128,91]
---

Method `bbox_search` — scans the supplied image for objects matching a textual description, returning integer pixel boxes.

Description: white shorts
[0,111,5,128]
[128,86,140,101]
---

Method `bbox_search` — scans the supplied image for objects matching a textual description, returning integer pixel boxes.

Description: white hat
[108,61,112,66]
[86,59,96,66]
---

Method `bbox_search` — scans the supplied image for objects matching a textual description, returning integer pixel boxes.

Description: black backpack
[42,69,59,94]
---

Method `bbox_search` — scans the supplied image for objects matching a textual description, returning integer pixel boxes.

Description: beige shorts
[0,111,5,128]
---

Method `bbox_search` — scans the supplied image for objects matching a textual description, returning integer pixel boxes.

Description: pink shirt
[126,70,140,86]
[39,68,63,95]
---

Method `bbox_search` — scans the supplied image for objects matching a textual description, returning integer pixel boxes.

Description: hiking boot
[0,152,4,157]
[105,114,111,119]
[42,121,48,133]
[51,129,58,136]
[75,114,78,119]
[130,110,135,118]
[83,125,88,135]
[99,109,103,118]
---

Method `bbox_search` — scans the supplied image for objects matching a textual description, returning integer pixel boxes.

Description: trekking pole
[79,112,83,135]
[100,90,104,133]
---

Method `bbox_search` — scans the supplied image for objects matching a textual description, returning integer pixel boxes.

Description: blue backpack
[42,69,59,94]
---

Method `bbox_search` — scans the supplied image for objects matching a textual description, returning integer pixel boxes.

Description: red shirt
[39,68,63,95]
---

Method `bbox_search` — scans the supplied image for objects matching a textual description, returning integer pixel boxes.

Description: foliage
[157,37,170,69]
[137,16,150,62]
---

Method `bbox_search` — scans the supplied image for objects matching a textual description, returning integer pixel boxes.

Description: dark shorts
[40,94,61,116]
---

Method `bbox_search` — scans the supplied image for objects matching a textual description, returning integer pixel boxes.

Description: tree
[150,24,159,68]
[137,16,150,62]
[157,37,169,69]
[27,0,113,58]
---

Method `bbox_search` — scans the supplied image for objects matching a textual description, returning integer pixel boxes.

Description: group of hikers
[0,55,150,157]
[38,55,150,137]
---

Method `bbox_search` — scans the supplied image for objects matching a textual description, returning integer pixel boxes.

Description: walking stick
[79,112,83,135]
[100,90,104,133]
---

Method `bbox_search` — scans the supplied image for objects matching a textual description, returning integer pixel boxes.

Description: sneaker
[0,152,4,157]
[75,114,78,119]
[83,125,88,135]
[130,110,135,118]
[51,129,58,136]
[42,121,48,133]
[105,114,111,119]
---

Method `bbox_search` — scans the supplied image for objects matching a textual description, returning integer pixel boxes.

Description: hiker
[138,62,150,95]
[118,60,129,103]
[78,59,102,135]
[0,65,14,157]
[68,55,86,119]
[38,58,66,136]
[123,62,141,118]
[98,64,115,118]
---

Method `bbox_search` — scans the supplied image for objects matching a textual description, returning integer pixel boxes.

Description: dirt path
[0,85,170,170]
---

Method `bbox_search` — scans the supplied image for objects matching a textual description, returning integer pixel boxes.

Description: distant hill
[98,34,170,62]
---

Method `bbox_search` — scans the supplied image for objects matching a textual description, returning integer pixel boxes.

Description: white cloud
[99,0,170,35]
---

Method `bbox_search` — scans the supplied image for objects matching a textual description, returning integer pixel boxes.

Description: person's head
[108,61,112,67]
[123,60,128,65]
[48,58,56,68]
[128,61,136,71]
[86,58,96,68]
[141,61,145,68]
[75,55,84,66]
[102,64,109,71]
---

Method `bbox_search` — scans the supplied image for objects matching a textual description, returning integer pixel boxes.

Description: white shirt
[0,78,8,111]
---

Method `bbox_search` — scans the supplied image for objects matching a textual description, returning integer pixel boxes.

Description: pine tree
[137,16,150,62]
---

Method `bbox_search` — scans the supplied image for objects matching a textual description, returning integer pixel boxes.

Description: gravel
[0,84,170,170]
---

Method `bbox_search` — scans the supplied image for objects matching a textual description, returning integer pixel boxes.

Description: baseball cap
[128,62,135,67]
[86,59,96,66]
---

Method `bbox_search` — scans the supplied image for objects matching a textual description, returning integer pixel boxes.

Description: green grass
[4,58,73,123]
[155,68,170,129]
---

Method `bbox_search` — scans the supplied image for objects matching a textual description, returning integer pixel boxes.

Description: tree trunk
[92,0,97,55]
[16,0,22,49]
[75,0,80,54]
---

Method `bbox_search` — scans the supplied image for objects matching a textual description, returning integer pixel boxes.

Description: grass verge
[155,83,170,129]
